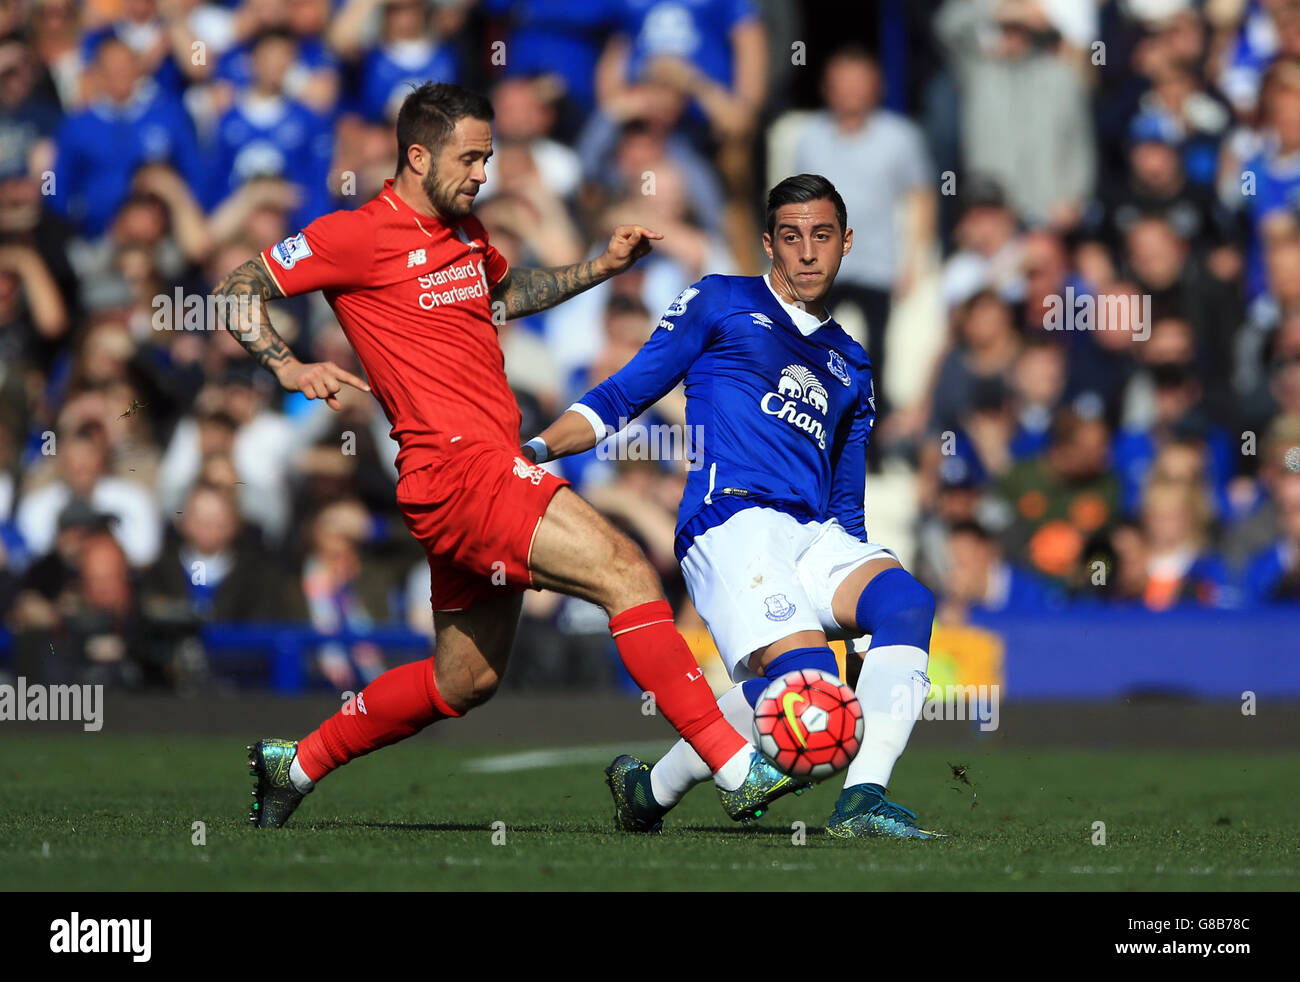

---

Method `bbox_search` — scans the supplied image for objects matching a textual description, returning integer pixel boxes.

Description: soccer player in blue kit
[523,175,944,839]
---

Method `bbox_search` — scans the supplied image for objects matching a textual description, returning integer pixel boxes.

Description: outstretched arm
[213,257,370,410]
[491,224,662,320]
[522,409,602,463]
[522,279,715,464]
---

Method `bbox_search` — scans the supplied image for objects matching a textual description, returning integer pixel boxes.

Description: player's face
[762,199,852,309]
[424,116,493,220]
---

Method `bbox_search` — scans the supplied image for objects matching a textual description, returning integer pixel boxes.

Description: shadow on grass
[285,819,824,837]
[677,825,828,836]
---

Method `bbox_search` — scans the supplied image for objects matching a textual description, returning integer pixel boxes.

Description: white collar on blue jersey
[763,274,833,337]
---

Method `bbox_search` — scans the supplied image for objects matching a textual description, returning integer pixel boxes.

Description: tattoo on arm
[213,258,294,376]
[489,259,607,320]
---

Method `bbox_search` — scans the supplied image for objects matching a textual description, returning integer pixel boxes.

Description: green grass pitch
[1,735,1295,891]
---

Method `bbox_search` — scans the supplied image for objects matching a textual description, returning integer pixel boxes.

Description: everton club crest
[827,349,851,386]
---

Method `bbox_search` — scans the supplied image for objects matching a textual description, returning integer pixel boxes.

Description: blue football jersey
[577,274,875,559]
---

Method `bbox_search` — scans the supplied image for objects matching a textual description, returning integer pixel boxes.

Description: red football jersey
[259,178,515,477]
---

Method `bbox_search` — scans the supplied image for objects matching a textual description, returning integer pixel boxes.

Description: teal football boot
[247,739,307,829]
[717,750,812,823]
[604,755,669,833]
[825,783,947,839]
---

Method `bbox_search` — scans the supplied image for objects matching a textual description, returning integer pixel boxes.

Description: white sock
[289,755,315,794]
[650,684,755,803]
[843,644,930,791]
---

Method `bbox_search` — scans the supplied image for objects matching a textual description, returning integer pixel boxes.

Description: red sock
[296,658,459,782]
[609,600,748,773]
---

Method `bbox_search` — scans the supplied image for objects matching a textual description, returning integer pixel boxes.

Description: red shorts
[396,443,569,613]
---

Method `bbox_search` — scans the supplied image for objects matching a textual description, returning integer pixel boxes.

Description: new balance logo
[407,249,427,268]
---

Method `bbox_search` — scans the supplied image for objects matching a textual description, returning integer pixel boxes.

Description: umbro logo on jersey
[750,312,774,329]
[407,249,427,267]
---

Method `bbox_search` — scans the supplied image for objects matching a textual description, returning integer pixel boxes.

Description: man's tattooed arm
[489,258,608,321]
[489,224,661,321]
[212,256,371,409]
[212,257,294,378]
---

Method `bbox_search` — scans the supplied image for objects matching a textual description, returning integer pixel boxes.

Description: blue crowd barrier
[967,607,1300,699]
[1,608,1296,698]
[200,624,431,693]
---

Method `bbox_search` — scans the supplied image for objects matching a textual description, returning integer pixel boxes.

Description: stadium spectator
[991,407,1120,586]
[1089,110,1237,264]
[1009,334,1067,459]
[1139,475,1233,608]
[0,36,62,180]
[1120,214,1240,412]
[1060,280,1148,426]
[8,506,150,686]
[482,0,621,127]
[140,480,282,622]
[15,410,162,568]
[300,497,388,689]
[1112,316,1236,518]
[926,290,1023,441]
[204,29,335,230]
[30,0,84,110]
[1235,58,1300,300]
[940,176,1026,309]
[157,363,298,543]
[333,0,464,123]
[935,0,1095,228]
[480,76,582,204]
[1222,411,1300,568]
[1243,462,1300,602]
[209,0,341,115]
[789,44,936,410]
[50,36,204,237]
[937,519,1063,623]
[595,0,766,264]
[913,442,989,589]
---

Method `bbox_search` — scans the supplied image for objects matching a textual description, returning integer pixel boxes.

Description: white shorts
[680,506,898,683]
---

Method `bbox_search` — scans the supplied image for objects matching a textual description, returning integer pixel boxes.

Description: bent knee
[860,569,935,648]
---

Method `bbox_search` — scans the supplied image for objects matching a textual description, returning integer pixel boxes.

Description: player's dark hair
[395,83,494,174]
[606,294,650,319]
[250,27,298,50]
[766,174,847,237]
[826,43,877,70]
[949,519,995,543]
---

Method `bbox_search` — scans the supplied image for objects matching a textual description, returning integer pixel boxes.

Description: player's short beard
[422,165,470,219]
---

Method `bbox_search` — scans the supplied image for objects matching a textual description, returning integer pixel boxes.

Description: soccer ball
[752,668,863,780]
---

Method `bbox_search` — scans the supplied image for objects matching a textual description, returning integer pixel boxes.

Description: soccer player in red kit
[214,83,796,829]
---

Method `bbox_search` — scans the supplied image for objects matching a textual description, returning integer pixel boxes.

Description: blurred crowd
[1,0,1298,692]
